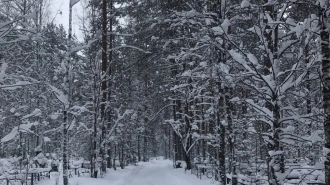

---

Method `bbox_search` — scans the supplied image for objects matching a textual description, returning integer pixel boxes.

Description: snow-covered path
[43,159,213,185]
[122,160,208,185]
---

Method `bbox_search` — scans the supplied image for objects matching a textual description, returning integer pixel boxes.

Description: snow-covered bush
[33,152,48,168]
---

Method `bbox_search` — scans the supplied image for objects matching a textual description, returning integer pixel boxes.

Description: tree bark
[100,0,107,173]
[320,4,330,185]
[106,0,113,170]
[262,2,284,184]
[217,84,226,184]
[62,2,74,184]
[184,101,192,170]
[225,87,237,185]
[137,134,141,162]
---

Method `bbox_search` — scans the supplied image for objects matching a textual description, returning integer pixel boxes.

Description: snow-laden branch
[108,32,133,37]
[147,104,176,122]
[184,134,200,154]
[109,44,151,54]
[0,81,35,90]
[279,113,315,124]
[166,119,183,139]
[22,108,42,119]
[245,99,273,125]
[229,50,276,93]
[46,83,69,108]
[106,108,134,140]
[69,39,97,54]
[1,122,39,143]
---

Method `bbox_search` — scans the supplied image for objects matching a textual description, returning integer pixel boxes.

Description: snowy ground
[43,159,215,185]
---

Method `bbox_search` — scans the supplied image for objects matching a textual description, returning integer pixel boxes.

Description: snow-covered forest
[0,0,330,185]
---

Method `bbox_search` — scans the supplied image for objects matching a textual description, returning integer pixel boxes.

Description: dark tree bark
[137,134,141,162]
[217,87,226,184]
[100,0,107,173]
[184,101,192,170]
[107,0,113,169]
[225,87,237,185]
[320,4,330,185]
[262,2,284,184]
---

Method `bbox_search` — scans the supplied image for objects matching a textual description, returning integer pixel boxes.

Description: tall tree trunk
[113,144,117,170]
[63,102,68,184]
[89,0,98,178]
[262,2,284,184]
[171,58,181,163]
[177,100,183,160]
[121,143,124,169]
[225,87,237,185]
[263,4,275,183]
[100,0,107,173]
[208,0,227,182]
[143,73,149,162]
[217,82,226,184]
[143,130,147,162]
[320,4,330,185]
[107,0,113,169]
[184,101,192,170]
[137,134,141,162]
[63,1,75,184]
[168,125,171,159]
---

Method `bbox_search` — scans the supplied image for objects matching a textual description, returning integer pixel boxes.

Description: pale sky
[49,0,127,41]
[50,0,84,41]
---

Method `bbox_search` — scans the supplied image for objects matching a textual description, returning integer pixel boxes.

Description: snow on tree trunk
[63,109,68,185]
[262,2,283,184]
[184,101,192,170]
[62,1,74,184]
[107,0,114,169]
[217,85,226,184]
[88,0,98,177]
[225,87,237,185]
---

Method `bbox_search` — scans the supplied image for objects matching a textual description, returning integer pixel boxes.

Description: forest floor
[43,159,214,185]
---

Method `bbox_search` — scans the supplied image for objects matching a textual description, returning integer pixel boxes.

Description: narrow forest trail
[43,159,213,185]
[121,159,209,185]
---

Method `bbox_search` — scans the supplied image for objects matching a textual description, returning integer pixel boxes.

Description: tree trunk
[107,146,112,168]
[121,143,124,169]
[63,109,68,185]
[225,87,237,185]
[168,125,171,159]
[62,2,74,184]
[137,134,141,162]
[263,2,284,184]
[100,0,107,173]
[106,0,113,170]
[143,133,147,162]
[320,4,330,185]
[184,152,191,170]
[218,86,226,184]
[164,126,168,159]
[113,144,117,170]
